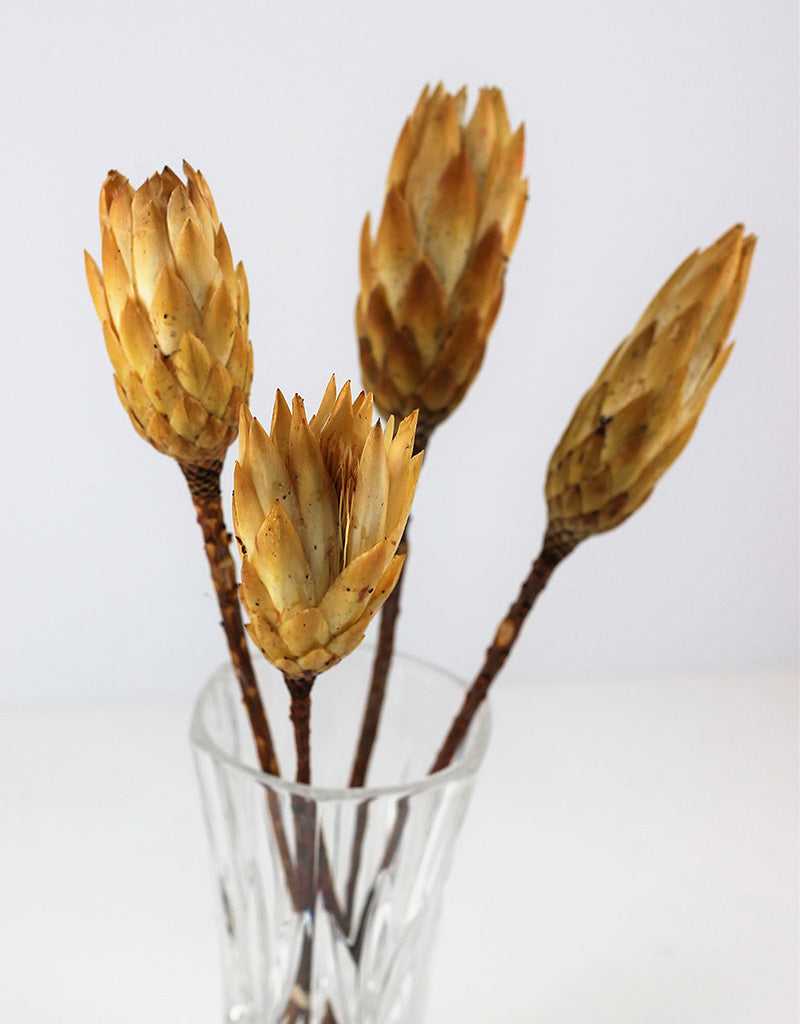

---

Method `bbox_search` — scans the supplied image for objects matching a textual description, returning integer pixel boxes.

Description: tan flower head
[357,83,527,444]
[545,224,755,551]
[233,378,422,679]
[85,161,252,466]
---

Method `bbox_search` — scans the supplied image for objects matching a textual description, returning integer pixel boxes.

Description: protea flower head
[85,161,252,467]
[357,83,527,445]
[233,378,422,679]
[545,224,755,552]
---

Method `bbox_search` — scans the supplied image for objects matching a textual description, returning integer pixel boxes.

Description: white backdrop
[1,0,796,706]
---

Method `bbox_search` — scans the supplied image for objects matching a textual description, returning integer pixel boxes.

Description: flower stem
[431,534,577,772]
[349,421,427,788]
[285,674,315,785]
[349,525,410,788]
[179,460,280,777]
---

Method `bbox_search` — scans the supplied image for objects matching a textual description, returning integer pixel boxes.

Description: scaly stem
[431,534,577,772]
[349,526,410,787]
[350,531,578,957]
[285,674,315,785]
[180,460,280,777]
[282,674,319,1023]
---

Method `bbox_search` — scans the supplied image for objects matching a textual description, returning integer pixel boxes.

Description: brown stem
[285,675,314,785]
[180,460,280,777]
[342,430,428,931]
[350,423,427,789]
[349,526,410,788]
[349,532,577,957]
[431,534,577,773]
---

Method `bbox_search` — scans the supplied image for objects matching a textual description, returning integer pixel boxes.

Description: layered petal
[86,162,252,466]
[357,84,527,441]
[234,380,422,678]
[545,226,755,547]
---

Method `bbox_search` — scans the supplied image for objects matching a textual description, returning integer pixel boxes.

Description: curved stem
[431,535,577,772]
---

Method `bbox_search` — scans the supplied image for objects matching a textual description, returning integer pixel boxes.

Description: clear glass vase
[190,646,491,1024]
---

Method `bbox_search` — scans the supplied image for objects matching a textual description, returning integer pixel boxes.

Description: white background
[0,0,795,705]
[0,2,796,1021]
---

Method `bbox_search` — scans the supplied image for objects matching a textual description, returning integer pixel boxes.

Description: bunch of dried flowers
[85,82,754,1020]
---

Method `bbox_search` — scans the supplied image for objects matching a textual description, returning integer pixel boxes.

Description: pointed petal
[348,423,389,563]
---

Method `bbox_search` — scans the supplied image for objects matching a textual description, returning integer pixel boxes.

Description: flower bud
[357,84,527,443]
[233,378,422,678]
[546,225,755,549]
[85,162,252,466]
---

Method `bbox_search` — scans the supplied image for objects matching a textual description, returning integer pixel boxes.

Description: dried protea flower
[545,224,755,551]
[233,378,422,679]
[85,161,252,466]
[357,83,527,444]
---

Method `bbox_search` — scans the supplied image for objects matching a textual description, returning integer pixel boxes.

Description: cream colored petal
[348,423,389,563]
[235,260,249,327]
[171,331,212,399]
[252,502,315,617]
[374,187,421,313]
[463,88,498,190]
[287,412,338,601]
[358,215,375,296]
[476,124,525,245]
[296,648,337,674]
[645,304,702,391]
[201,362,234,418]
[387,88,427,188]
[101,227,133,333]
[107,184,134,278]
[308,375,338,437]
[385,449,421,551]
[203,279,237,363]
[131,190,173,309]
[173,212,220,312]
[245,618,292,668]
[405,91,461,234]
[318,540,390,636]
[141,354,182,417]
[233,461,267,555]
[226,327,251,393]
[269,389,292,458]
[318,381,355,456]
[244,413,301,523]
[422,150,479,294]
[148,264,202,357]
[84,251,110,324]
[214,224,237,300]
[278,608,331,658]
[240,557,280,626]
[183,161,220,228]
[118,298,158,378]
[169,393,208,442]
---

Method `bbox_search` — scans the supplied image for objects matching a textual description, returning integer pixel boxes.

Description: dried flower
[357,83,527,442]
[233,379,422,678]
[545,224,755,550]
[85,162,252,466]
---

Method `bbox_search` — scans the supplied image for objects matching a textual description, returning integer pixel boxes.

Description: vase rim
[189,648,492,802]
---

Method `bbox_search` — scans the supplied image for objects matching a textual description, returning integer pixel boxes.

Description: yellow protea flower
[546,224,755,550]
[357,83,527,442]
[85,161,252,466]
[233,379,422,679]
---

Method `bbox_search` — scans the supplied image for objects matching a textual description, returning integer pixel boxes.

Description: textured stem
[180,460,280,777]
[431,535,577,772]
[349,526,410,788]
[285,675,314,785]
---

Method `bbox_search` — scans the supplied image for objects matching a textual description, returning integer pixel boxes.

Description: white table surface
[1,667,796,1023]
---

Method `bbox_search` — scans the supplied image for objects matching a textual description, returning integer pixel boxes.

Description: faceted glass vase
[190,646,491,1024]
